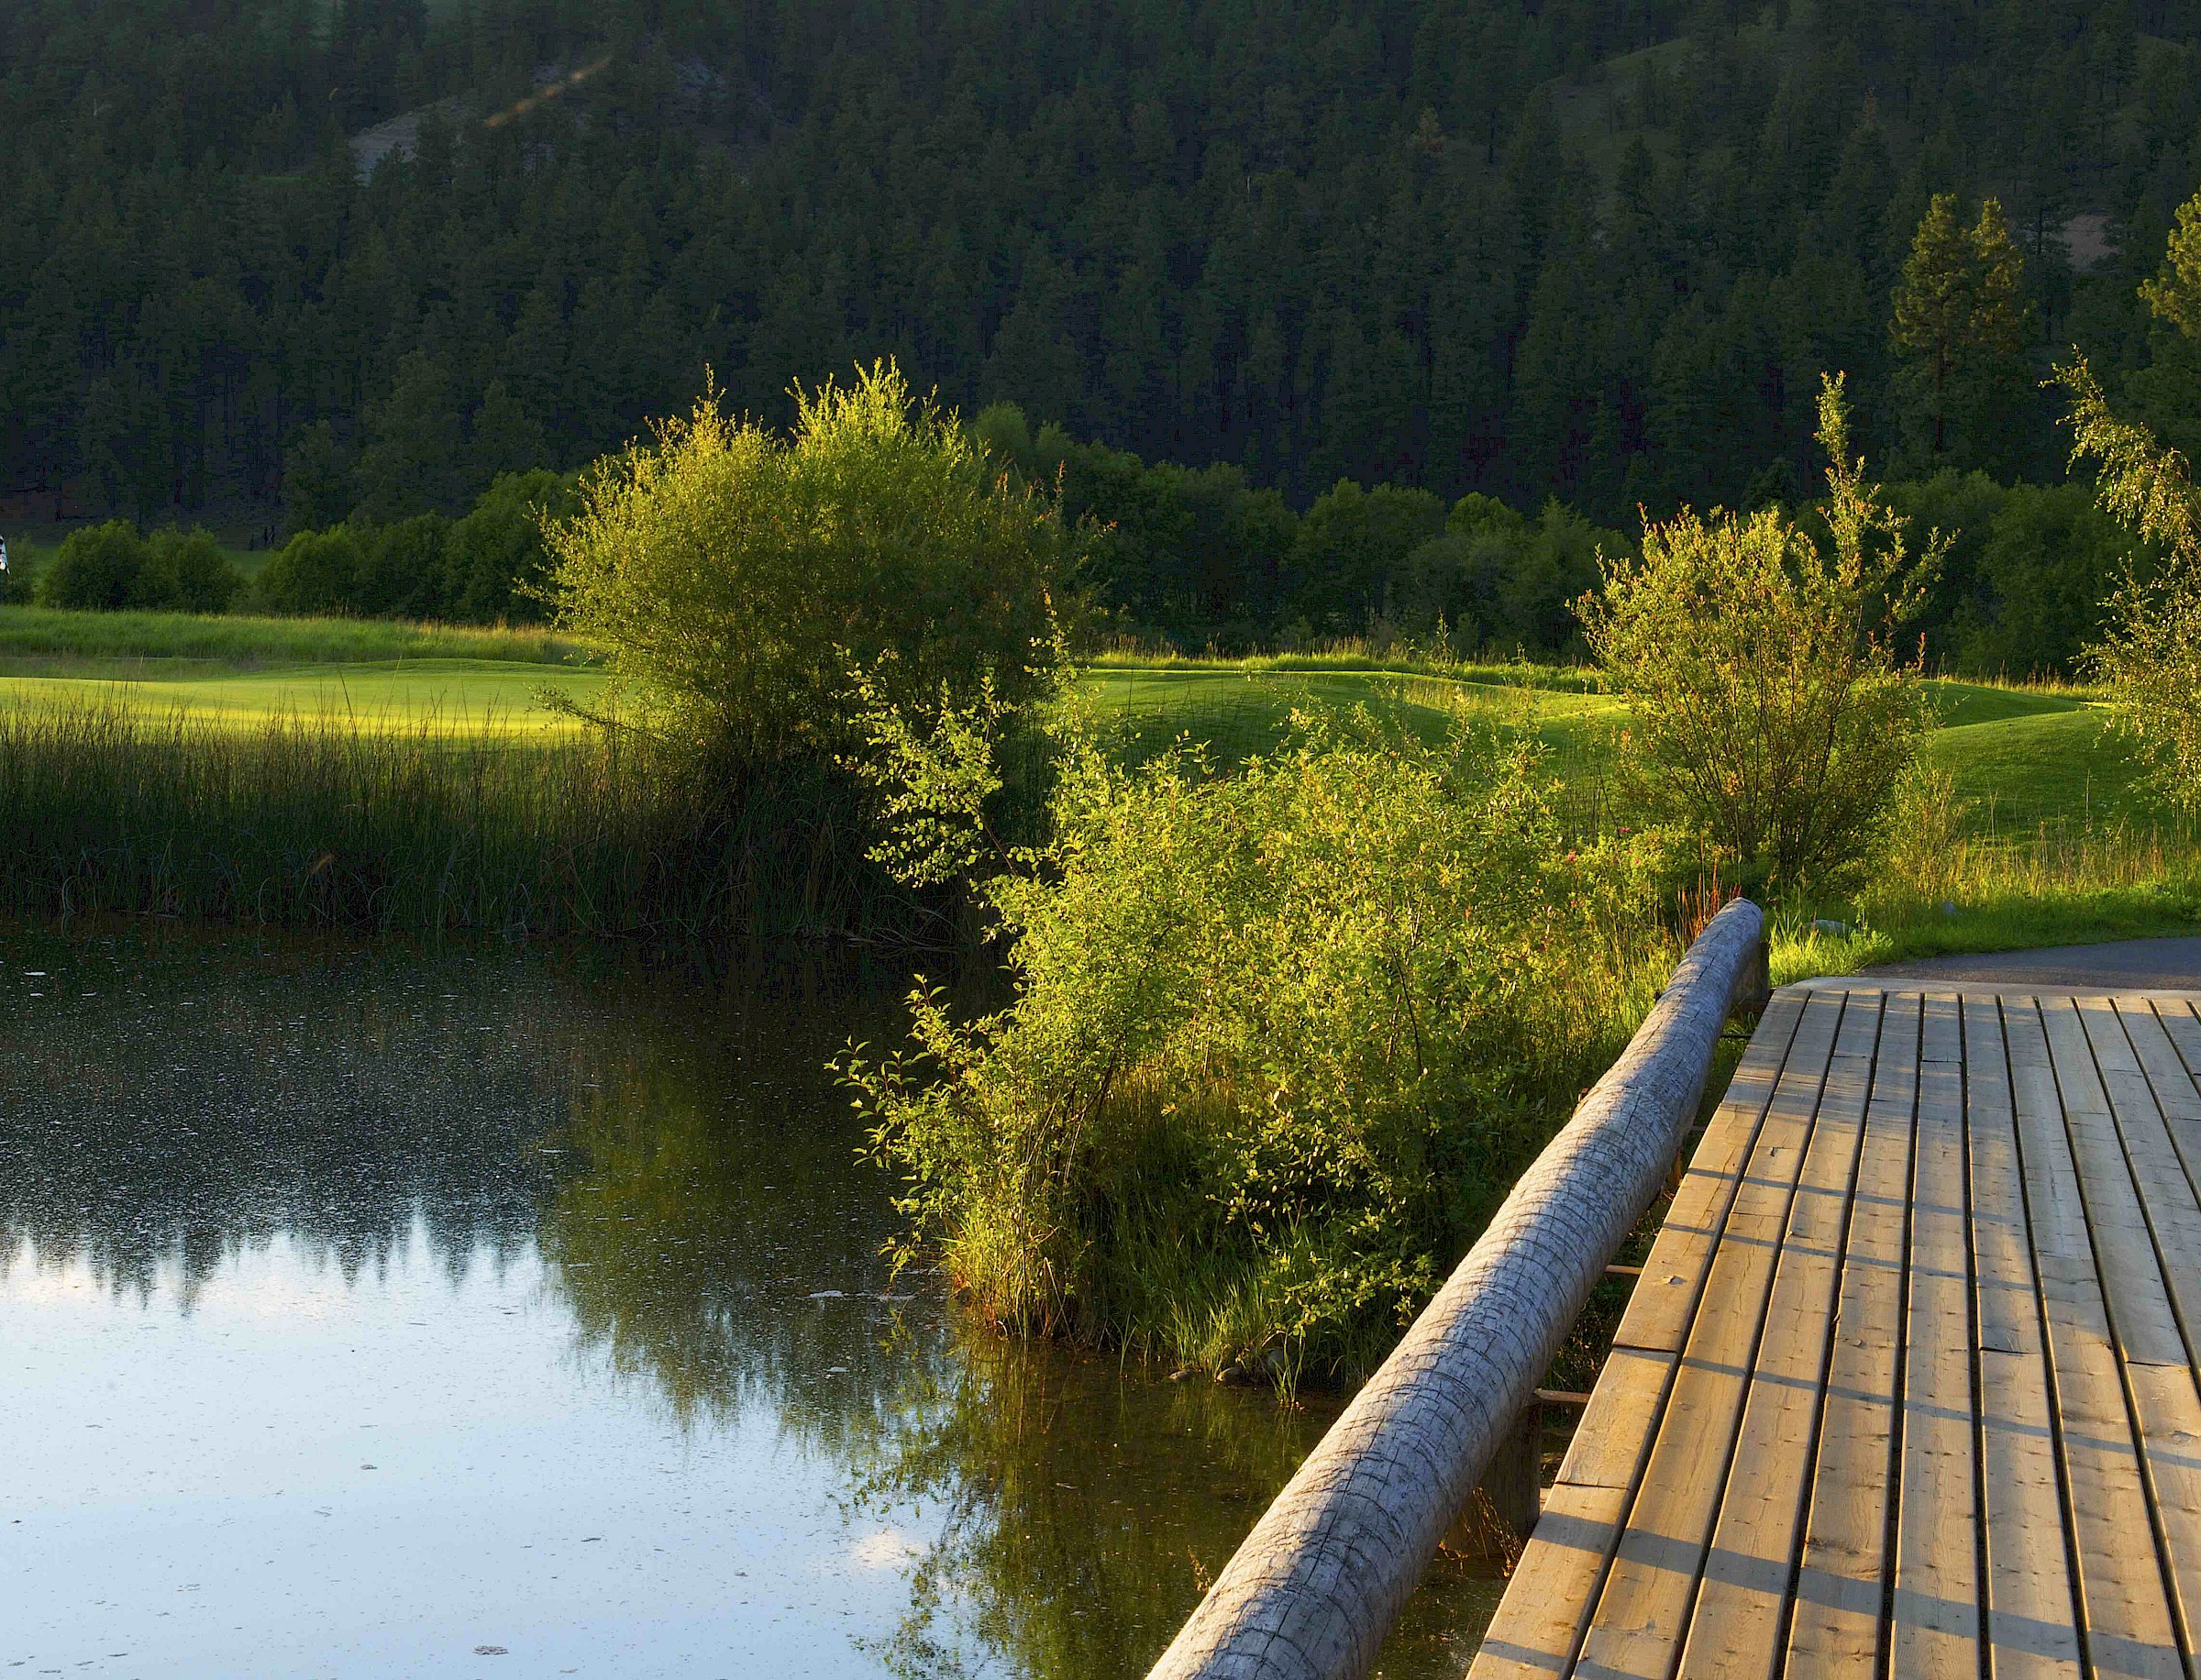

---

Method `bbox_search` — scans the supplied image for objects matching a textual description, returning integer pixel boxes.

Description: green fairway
[1923,705,2151,830]
[0,607,2166,836]
[1083,666,2150,838]
[0,657,605,734]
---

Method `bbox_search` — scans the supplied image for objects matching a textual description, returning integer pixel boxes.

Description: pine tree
[1889,193,2032,469]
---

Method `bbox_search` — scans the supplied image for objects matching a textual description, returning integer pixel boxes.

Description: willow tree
[2060,191,2201,813]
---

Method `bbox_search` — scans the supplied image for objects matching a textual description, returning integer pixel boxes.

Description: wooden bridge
[1147,907,2201,1680]
[1474,979,2201,1680]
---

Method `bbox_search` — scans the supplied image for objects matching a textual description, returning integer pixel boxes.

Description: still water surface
[0,931,1502,1678]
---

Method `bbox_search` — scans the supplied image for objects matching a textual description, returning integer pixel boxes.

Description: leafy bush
[356,514,452,618]
[37,521,149,610]
[1283,481,1446,635]
[1399,495,1628,654]
[445,470,577,624]
[2061,188,2201,814]
[138,527,242,613]
[253,526,367,616]
[845,706,1663,1380]
[1581,375,1937,890]
[245,474,578,624]
[35,521,241,613]
[1959,483,2146,678]
[547,360,1066,768]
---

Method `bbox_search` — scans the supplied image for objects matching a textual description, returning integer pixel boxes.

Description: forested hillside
[5,1,2201,625]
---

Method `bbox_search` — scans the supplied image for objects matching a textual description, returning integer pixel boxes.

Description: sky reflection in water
[0,930,1500,1678]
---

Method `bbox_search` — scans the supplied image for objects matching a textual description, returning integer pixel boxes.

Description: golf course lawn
[0,605,2164,834]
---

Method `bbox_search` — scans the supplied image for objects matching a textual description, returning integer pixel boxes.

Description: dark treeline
[5,1,2200,667]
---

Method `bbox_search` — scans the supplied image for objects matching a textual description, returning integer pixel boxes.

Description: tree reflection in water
[0,925,1500,1678]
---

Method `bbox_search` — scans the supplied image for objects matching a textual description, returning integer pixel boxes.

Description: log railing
[1145,897,1769,1680]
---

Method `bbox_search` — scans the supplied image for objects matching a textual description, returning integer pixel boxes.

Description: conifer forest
[4,0,2198,654]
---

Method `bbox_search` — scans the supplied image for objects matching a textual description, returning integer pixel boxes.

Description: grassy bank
[1,606,2192,955]
[6,606,2197,1389]
[0,603,591,669]
[0,658,604,735]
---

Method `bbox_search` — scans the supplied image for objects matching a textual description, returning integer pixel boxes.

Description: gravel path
[1827,935,2201,992]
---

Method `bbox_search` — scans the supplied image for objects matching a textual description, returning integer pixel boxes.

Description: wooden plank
[2071,996,2201,1662]
[2007,997,2184,1680]
[1890,991,1981,1679]
[2048,999,2188,1366]
[1615,990,1811,1357]
[1571,989,1849,1679]
[1556,1344,1681,1493]
[1469,1480,1631,1680]
[1472,1350,1681,1680]
[2118,998,2201,1250]
[2080,998,2201,1347]
[1673,993,1880,1680]
[1786,989,1922,1680]
[2120,1002,2201,1128]
[1470,993,1813,1680]
[2151,1000,2201,1096]
[1966,993,2083,1680]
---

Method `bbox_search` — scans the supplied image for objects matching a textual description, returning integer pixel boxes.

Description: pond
[0,929,1505,1678]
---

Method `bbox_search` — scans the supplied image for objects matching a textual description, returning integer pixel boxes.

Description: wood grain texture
[1465,984,2201,1680]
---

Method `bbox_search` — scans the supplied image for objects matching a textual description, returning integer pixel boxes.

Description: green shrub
[254,526,368,615]
[547,360,1067,768]
[1399,495,1627,655]
[2061,188,2201,814]
[357,513,452,618]
[137,527,242,613]
[1958,483,2146,678]
[446,469,577,624]
[1580,375,1937,890]
[1284,480,1446,635]
[37,520,151,610]
[845,708,1663,1380]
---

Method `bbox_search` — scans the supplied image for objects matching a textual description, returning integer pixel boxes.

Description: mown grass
[1770,821,2201,981]
[0,603,592,670]
[0,658,605,735]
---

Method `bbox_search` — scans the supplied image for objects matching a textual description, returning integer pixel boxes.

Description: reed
[0,698,910,945]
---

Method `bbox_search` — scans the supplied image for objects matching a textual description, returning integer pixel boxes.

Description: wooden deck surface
[1468,982,2201,1680]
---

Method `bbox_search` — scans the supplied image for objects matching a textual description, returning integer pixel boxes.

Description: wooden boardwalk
[1470,982,2201,1680]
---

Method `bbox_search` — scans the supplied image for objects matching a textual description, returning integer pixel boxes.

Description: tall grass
[1764,779,2201,980]
[0,700,909,945]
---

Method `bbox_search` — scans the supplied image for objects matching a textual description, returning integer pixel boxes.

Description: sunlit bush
[547,359,1067,770]
[1581,375,1938,890]
[845,706,1665,1381]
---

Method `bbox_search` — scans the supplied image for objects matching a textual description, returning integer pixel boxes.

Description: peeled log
[1147,897,1768,1680]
